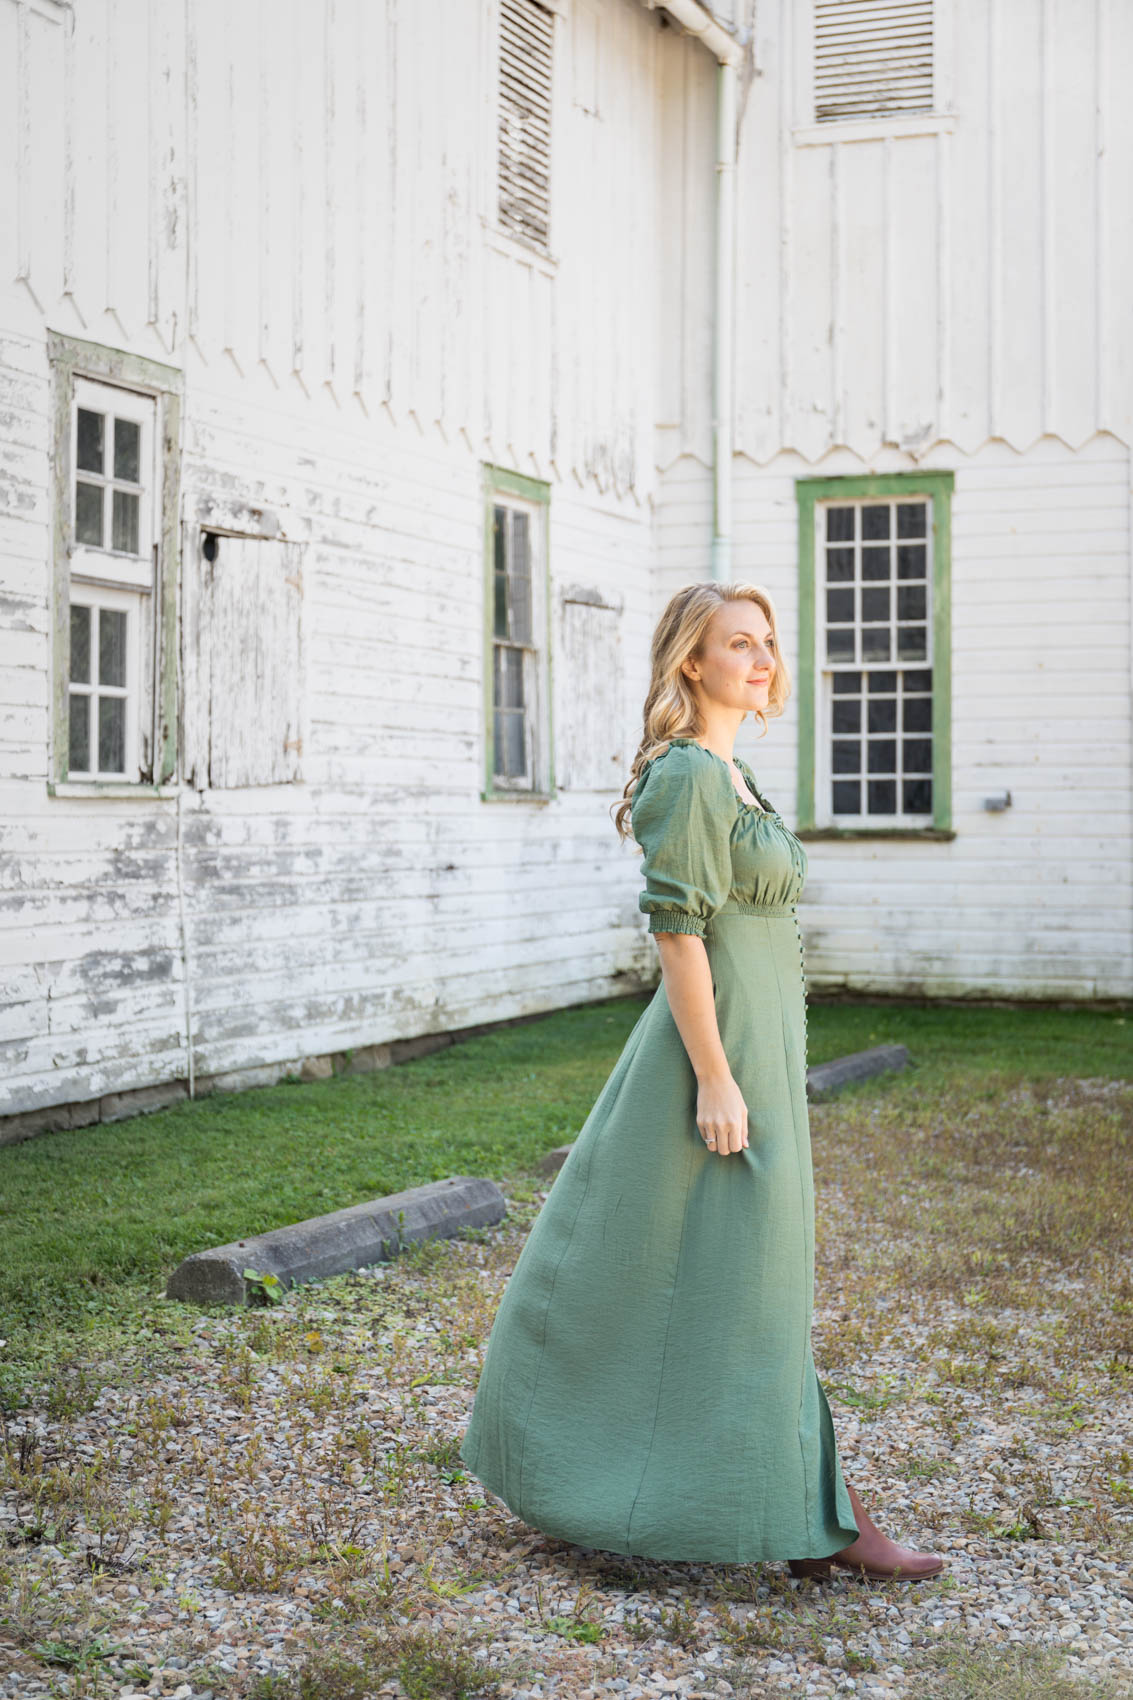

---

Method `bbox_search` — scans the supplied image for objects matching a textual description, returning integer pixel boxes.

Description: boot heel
[787,1557,833,1579]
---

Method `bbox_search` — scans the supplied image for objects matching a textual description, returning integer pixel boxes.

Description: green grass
[1,992,1128,1402]
[805,995,1130,1083]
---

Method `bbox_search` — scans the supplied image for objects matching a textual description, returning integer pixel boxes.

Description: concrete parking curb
[805,1042,910,1100]
[165,1175,507,1306]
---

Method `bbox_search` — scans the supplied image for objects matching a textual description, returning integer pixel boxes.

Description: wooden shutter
[498,0,554,249]
[557,594,624,791]
[183,532,304,789]
[814,0,934,122]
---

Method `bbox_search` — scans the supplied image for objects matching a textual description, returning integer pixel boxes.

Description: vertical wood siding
[656,0,1133,468]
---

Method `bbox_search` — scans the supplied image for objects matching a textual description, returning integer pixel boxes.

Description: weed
[714,1601,788,1655]
[249,1625,502,1700]
[244,1268,287,1306]
[657,1598,702,1650]
[215,1518,303,1593]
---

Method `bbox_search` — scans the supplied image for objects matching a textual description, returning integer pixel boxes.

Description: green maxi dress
[459,738,860,1563]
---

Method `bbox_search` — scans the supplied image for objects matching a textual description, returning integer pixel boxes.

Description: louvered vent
[814,0,934,122]
[498,0,554,249]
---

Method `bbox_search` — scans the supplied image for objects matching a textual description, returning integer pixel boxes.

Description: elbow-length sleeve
[630,742,736,937]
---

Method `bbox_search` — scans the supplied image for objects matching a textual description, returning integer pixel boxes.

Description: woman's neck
[694,710,745,765]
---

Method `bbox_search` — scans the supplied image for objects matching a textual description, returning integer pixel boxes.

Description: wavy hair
[611,581,791,841]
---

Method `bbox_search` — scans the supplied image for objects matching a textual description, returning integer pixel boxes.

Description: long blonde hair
[612,581,791,841]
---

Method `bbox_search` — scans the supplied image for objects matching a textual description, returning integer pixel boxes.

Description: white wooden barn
[1,0,1131,1139]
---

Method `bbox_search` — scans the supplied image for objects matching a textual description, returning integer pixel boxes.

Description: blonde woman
[461,582,945,1581]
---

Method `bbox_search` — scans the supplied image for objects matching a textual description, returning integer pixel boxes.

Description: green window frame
[481,464,554,802]
[48,332,183,796]
[795,471,954,840]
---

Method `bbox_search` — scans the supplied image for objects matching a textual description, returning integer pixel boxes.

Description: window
[814,0,934,124]
[483,466,552,799]
[498,0,554,251]
[66,380,157,780]
[795,472,953,836]
[49,335,182,791]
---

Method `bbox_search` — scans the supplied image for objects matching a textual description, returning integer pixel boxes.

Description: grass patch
[913,1632,1132,1698]
[251,1626,504,1700]
[0,994,1128,1402]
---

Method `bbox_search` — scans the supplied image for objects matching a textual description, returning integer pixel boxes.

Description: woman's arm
[655,932,749,1156]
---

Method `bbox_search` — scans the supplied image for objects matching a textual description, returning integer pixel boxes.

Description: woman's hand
[695,1071,749,1155]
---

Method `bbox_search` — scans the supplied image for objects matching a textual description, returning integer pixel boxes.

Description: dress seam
[516,1138,597,1520]
[771,927,816,1546]
[624,1140,698,1552]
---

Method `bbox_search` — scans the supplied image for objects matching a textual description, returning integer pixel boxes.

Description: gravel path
[2,1079,1131,1699]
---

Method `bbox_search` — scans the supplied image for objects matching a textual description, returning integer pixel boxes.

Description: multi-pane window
[819,497,933,823]
[492,504,534,780]
[68,593,139,778]
[67,377,158,780]
[485,473,550,797]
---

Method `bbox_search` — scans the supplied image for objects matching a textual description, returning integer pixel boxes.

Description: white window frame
[70,377,159,592]
[814,494,935,830]
[66,585,146,781]
[65,376,160,784]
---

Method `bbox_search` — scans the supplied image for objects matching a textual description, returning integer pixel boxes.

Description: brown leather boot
[788,1482,946,1581]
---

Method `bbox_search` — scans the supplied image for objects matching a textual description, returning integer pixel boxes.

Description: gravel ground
[2,1079,1131,1700]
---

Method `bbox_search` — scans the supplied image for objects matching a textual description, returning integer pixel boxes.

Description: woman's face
[681,599,776,716]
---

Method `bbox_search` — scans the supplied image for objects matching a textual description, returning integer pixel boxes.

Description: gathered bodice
[691,743,810,914]
[631,738,808,938]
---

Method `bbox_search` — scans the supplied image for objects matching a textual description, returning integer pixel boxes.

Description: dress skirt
[459,898,860,1564]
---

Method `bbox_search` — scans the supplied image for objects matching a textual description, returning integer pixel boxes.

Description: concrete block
[0,1097,102,1146]
[165,1174,507,1306]
[343,1043,392,1075]
[806,1043,910,1101]
[389,1032,454,1064]
[100,1081,189,1122]
[195,1061,301,1096]
[299,1055,333,1083]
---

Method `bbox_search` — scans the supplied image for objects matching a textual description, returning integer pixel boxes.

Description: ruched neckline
[667,738,779,818]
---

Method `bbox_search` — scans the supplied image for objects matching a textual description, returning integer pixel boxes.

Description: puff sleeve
[631,742,736,938]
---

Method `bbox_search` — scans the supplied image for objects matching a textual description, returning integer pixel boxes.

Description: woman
[460,582,945,1581]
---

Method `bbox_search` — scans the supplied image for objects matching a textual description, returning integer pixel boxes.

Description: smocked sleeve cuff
[646,909,707,938]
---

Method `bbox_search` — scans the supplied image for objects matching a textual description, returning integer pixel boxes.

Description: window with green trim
[49,334,183,792]
[796,473,952,835]
[482,466,553,799]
